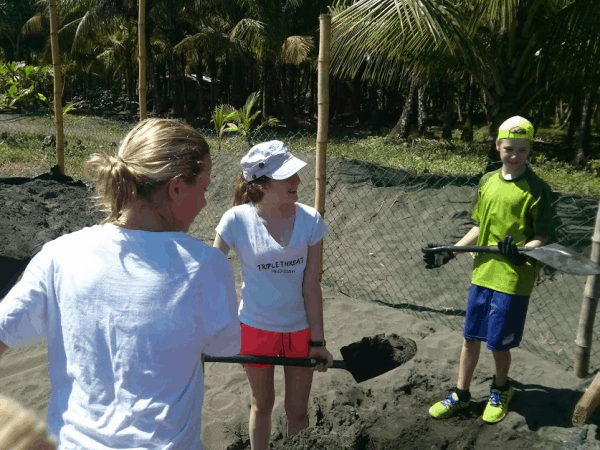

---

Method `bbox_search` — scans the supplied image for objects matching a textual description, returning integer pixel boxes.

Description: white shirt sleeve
[215,208,238,250]
[199,250,241,357]
[0,248,50,348]
[308,210,329,246]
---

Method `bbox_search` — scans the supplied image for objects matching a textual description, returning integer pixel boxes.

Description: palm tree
[0,0,39,61]
[227,0,328,128]
[330,0,600,167]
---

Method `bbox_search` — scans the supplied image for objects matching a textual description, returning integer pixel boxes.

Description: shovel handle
[204,354,347,369]
[422,245,531,254]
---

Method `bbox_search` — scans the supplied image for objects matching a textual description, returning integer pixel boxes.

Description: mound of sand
[1,163,599,450]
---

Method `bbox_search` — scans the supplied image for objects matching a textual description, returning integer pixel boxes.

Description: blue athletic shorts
[463,284,529,351]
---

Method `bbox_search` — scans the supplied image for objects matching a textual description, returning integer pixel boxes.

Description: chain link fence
[1,114,598,372]
[192,129,600,373]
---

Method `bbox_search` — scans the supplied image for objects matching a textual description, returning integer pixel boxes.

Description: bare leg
[245,365,276,450]
[283,366,314,436]
[457,339,481,391]
[492,350,511,388]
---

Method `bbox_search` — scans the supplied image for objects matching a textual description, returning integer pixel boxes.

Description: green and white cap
[497,116,534,142]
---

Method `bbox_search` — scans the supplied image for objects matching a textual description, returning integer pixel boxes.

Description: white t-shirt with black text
[215,202,328,332]
[0,224,241,449]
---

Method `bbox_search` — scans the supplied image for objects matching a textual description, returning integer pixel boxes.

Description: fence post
[48,0,64,174]
[574,201,600,377]
[138,0,147,120]
[315,14,331,281]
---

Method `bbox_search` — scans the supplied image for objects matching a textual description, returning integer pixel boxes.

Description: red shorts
[240,323,312,368]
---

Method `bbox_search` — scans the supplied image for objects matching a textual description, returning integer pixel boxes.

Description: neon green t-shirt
[470,166,555,296]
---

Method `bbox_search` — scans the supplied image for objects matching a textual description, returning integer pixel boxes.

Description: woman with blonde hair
[0,118,240,449]
[214,140,333,450]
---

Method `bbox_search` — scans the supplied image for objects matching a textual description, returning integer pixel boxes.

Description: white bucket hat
[241,140,306,182]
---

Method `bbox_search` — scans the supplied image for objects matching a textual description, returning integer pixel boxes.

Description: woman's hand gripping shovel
[204,334,417,383]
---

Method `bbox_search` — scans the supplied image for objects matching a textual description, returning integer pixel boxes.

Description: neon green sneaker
[428,392,470,419]
[482,384,514,423]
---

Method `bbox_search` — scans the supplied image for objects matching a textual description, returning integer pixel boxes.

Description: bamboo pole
[573,372,600,426]
[48,0,64,174]
[138,0,147,120]
[315,14,331,281]
[574,201,600,377]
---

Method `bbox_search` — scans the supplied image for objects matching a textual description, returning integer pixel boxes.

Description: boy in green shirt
[423,116,554,423]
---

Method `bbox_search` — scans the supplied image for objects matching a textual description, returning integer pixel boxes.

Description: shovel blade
[526,243,600,276]
[340,333,417,383]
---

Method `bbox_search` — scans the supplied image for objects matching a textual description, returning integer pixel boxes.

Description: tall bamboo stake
[575,201,600,377]
[315,14,331,281]
[48,0,64,174]
[138,0,147,120]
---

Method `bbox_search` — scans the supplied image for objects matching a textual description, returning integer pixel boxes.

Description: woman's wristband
[309,340,326,347]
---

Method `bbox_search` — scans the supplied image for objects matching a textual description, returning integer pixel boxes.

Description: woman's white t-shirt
[0,224,241,449]
[215,202,328,332]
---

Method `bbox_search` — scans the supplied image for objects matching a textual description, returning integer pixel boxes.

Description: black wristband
[309,340,326,347]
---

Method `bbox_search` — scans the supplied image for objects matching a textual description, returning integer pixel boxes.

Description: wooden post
[315,14,331,281]
[574,201,600,377]
[573,372,600,426]
[138,0,147,120]
[48,0,64,174]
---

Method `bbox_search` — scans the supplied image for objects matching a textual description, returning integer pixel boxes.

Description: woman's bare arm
[213,233,231,255]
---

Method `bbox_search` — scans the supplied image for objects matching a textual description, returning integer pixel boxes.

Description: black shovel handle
[422,245,530,254]
[204,354,347,370]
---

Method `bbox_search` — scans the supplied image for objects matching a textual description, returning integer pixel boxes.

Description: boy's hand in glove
[422,243,455,269]
[498,235,528,266]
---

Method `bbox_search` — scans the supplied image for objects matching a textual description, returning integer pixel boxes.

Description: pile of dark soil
[0,167,101,297]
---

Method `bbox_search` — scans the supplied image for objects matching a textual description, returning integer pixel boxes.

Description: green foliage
[1,116,600,197]
[216,92,279,146]
[210,104,237,151]
[0,62,53,111]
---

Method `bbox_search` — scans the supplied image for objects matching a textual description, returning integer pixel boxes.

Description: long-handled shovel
[204,334,417,383]
[422,243,600,276]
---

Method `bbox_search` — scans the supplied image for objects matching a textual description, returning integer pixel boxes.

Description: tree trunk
[138,0,147,120]
[566,93,584,148]
[574,90,595,165]
[461,77,475,142]
[309,68,316,118]
[171,52,184,117]
[417,84,430,137]
[125,56,135,102]
[261,59,268,120]
[209,54,218,111]
[160,64,169,114]
[146,23,161,114]
[389,78,417,139]
[370,84,379,133]
[279,64,296,129]
[442,84,454,140]
[192,61,205,116]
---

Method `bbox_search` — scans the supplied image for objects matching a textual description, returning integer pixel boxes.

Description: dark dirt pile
[0,167,102,297]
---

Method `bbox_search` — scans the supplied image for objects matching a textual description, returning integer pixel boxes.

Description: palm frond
[230,18,266,57]
[330,0,467,85]
[22,13,44,35]
[280,35,314,65]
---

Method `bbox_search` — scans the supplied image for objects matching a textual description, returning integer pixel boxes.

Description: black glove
[422,243,455,269]
[497,235,528,266]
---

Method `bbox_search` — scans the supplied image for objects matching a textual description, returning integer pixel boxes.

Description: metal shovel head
[525,243,600,276]
[340,333,417,383]
[203,334,417,384]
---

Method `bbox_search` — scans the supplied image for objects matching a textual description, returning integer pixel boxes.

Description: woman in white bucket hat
[214,140,333,450]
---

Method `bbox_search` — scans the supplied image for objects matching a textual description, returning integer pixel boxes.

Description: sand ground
[1,162,600,449]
